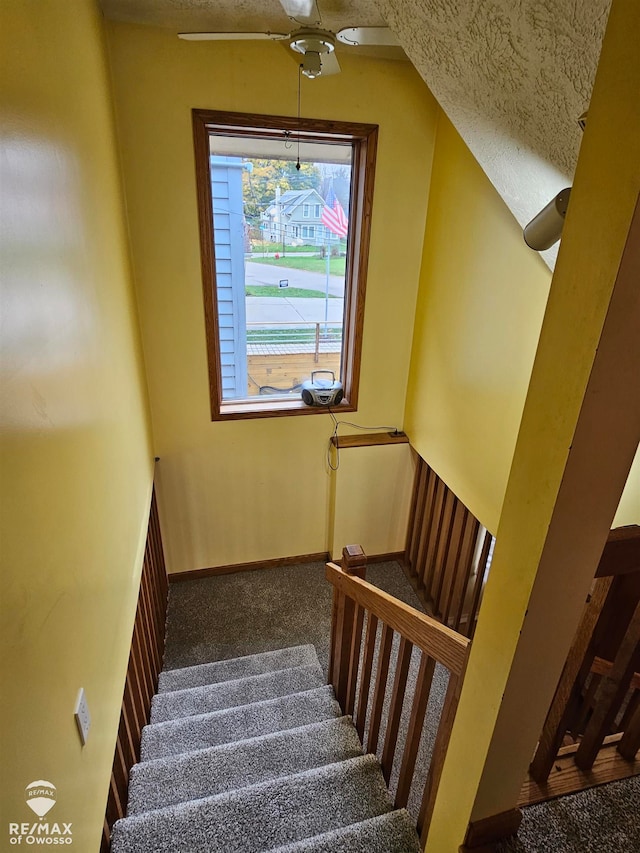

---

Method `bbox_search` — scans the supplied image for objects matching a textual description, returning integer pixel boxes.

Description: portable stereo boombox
[301,370,344,407]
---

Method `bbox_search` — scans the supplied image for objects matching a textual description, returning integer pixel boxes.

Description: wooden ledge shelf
[331,431,408,449]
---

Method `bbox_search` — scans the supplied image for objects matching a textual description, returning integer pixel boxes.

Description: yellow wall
[331,444,416,560]
[0,2,153,849]
[405,114,552,533]
[106,22,439,572]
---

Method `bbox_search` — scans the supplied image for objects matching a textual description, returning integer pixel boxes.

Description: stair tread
[265,809,421,853]
[158,645,320,693]
[127,716,363,815]
[150,662,324,723]
[111,754,393,853]
[140,685,341,761]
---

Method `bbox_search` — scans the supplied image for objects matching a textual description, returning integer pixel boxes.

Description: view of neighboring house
[261,188,339,245]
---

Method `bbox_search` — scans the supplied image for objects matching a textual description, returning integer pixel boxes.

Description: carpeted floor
[163,560,420,672]
[164,560,640,852]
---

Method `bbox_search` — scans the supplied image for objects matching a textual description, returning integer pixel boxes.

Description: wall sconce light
[524,187,572,251]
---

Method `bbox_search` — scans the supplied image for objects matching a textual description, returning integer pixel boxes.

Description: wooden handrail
[326,561,469,676]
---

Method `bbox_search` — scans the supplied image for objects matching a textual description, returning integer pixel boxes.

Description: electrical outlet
[74,688,91,746]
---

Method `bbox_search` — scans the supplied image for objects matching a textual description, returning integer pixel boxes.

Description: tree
[242,158,320,226]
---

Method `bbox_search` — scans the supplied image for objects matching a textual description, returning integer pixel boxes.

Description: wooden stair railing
[327,545,470,844]
[101,487,168,851]
[523,525,640,806]
[405,453,494,639]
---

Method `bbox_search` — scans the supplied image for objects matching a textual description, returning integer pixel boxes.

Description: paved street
[245,261,345,298]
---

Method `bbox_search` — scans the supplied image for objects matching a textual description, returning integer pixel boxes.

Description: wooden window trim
[192,108,378,421]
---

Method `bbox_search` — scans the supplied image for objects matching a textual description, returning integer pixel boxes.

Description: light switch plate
[74,688,91,746]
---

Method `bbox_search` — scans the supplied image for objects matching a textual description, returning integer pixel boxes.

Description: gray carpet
[267,810,424,852]
[127,716,364,815]
[140,684,340,761]
[497,775,640,853]
[150,662,324,722]
[112,642,421,853]
[163,559,640,852]
[157,644,319,693]
[165,561,449,819]
[162,560,422,672]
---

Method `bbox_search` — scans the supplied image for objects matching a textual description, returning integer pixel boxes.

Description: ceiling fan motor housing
[289,28,336,56]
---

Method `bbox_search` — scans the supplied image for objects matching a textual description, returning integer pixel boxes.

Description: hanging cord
[296,64,302,171]
[326,409,400,472]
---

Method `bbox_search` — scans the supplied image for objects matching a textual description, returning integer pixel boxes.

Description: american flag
[321,186,349,238]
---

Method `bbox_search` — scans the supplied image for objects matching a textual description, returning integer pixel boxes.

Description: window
[193,109,378,420]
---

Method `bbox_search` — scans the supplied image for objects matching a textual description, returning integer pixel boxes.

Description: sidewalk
[245,296,344,325]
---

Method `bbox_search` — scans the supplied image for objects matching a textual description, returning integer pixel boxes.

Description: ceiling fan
[178,0,399,79]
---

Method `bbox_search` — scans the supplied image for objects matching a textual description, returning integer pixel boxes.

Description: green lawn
[251,243,320,254]
[251,255,346,276]
[246,284,335,299]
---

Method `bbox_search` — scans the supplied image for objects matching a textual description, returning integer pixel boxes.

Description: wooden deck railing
[327,545,470,843]
[101,487,168,851]
[523,526,640,805]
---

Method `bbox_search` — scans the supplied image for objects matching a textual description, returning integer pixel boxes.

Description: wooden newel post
[329,545,367,711]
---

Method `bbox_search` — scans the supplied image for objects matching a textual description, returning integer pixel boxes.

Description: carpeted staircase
[110,644,420,852]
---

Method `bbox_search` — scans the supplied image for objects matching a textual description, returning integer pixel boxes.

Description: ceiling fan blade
[336,27,399,47]
[320,51,341,76]
[279,0,321,27]
[178,32,288,41]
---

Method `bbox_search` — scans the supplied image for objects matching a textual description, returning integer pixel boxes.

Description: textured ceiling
[101,0,612,268]
[376,0,612,266]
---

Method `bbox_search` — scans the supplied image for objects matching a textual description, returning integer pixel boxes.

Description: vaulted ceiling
[376,0,611,266]
[100,0,612,268]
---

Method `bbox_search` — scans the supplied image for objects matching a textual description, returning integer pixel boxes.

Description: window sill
[213,397,356,421]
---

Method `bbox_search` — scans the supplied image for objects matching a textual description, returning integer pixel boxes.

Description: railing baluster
[328,587,339,687]
[381,635,413,782]
[432,491,457,614]
[367,622,394,754]
[619,687,640,732]
[405,454,424,573]
[355,612,378,740]
[451,516,480,632]
[423,478,446,601]
[618,699,640,759]
[418,670,465,842]
[331,546,367,710]
[410,461,429,582]
[395,652,436,808]
[345,603,365,717]
[468,530,493,639]
[417,465,437,590]
[575,597,640,770]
